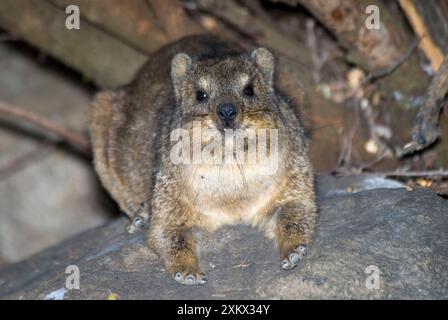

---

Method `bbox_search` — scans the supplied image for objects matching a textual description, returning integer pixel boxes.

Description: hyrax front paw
[280,245,307,270]
[173,270,208,285]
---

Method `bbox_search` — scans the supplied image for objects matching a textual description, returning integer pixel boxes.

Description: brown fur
[90,35,316,285]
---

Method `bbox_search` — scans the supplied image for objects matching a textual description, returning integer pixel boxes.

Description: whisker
[245,109,268,114]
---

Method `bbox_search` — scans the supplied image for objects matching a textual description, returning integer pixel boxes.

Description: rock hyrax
[90,35,316,285]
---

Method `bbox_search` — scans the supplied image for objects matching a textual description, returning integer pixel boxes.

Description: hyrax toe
[280,245,307,270]
[173,270,208,285]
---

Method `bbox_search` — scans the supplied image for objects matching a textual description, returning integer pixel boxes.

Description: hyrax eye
[196,90,208,102]
[243,84,254,97]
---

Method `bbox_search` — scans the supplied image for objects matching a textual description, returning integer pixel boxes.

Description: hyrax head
[170,48,278,132]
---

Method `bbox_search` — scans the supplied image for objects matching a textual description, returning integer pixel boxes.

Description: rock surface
[0,175,447,299]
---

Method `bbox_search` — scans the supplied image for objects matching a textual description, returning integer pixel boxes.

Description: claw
[288,252,300,264]
[281,259,295,270]
[174,272,183,281]
[198,275,208,285]
[173,271,208,285]
[125,215,147,234]
[297,245,307,255]
[185,274,196,285]
[281,245,308,270]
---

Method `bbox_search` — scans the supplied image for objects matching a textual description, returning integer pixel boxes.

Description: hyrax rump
[90,35,316,285]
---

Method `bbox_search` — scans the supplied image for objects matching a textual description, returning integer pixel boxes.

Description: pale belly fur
[182,160,284,232]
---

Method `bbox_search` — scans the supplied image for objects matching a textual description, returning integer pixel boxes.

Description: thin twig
[0,33,18,42]
[336,102,360,170]
[398,0,444,71]
[0,101,90,156]
[337,170,448,178]
[363,37,420,83]
[357,151,388,172]
[400,53,448,156]
[0,142,52,180]
[382,170,448,178]
[305,18,321,84]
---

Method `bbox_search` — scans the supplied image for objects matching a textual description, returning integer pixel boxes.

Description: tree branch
[0,101,90,156]
[400,54,448,156]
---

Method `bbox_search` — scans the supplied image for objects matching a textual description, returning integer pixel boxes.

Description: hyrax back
[90,35,316,285]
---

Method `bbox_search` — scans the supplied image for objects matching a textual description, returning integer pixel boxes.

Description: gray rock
[0,175,446,299]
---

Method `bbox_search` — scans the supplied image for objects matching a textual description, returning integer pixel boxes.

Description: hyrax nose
[217,103,237,121]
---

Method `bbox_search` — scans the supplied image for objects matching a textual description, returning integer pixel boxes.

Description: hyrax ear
[251,47,274,87]
[171,53,192,82]
[171,53,192,99]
